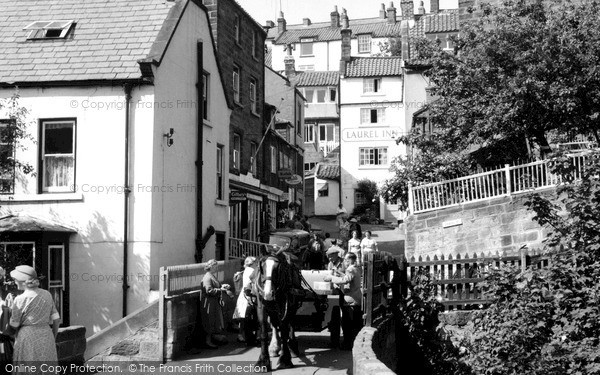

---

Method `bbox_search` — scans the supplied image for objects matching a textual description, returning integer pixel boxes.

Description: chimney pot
[417,0,425,15]
[265,20,275,28]
[380,3,387,19]
[331,5,340,28]
[303,18,311,26]
[387,2,397,24]
[430,0,440,13]
[277,11,287,33]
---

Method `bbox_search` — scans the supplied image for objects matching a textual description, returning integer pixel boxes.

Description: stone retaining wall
[405,194,551,259]
[57,326,86,365]
[353,316,397,375]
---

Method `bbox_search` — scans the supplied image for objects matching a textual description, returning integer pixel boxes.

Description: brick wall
[405,195,549,259]
[203,0,267,177]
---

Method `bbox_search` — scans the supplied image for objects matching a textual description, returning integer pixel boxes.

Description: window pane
[360,109,370,123]
[316,90,325,103]
[44,123,73,154]
[370,109,377,123]
[304,89,314,103]
[330,89,336,102]
[319,125,326,141]
[301,42,313,55]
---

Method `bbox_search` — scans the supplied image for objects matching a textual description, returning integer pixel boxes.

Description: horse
[253,247,304,371]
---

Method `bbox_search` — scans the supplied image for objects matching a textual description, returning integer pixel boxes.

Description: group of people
[0,265,62,372]
[199,258,259,349]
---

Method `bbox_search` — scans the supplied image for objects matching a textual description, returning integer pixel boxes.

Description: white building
[266,1,459,220]
[0,0,231,336]
[339,56,406,222]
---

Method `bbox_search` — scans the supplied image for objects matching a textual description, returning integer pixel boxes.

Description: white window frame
[233,66,240,103]
[270,146,277,173]
[358,34,372,53]
[363,78,381,93]
[355,191,367,206]
[360,108,385,124]
[304,123,315,143]
[24,20,74,39]
[216,145,224,199]
[41,119,76,193]
[359,147,388,166]
[304,162,316,172]
[319,123,337,142]
[0,120,15,194]
[300,38,314,56]
[233,134,241,170]
[48,244,65,323]
[249,79,257,114]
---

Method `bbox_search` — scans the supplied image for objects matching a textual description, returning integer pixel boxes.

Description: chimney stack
[400,21,410,60]
[284,44,296,78]
[387,2,397,24]
[331,6,340,27]
[379,3,387,19]
[277,11,287,34]
[265,20,275,28]
[303,18,311,26]
[417,0,425,15]
[339,8,352,75]
[430,0,440,13]
[400,1,414,20]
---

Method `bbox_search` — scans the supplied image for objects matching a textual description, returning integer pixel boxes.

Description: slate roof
[316,164,340,181]
[292,71,339,87]
[0,0,182,84]
[345,57,403,77]
[269,17,407,45]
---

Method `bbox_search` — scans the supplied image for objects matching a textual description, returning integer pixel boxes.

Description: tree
[381,0,600,207]
[0,92,34,194]
[422,0,600,153]
[462,150,600,374]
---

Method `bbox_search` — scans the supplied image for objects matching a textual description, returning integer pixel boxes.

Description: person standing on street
[336,204,348,227]
[7,265,60,367]
[323,253,363,350]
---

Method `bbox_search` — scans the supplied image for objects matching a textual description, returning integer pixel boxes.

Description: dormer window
[24,20,74,40]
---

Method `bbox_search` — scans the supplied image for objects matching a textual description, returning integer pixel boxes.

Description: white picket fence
[408,153,589,214]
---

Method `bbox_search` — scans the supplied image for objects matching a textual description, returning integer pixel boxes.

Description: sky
[236,0,459,26]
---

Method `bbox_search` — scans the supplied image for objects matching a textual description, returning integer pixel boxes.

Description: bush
[462,150,600,375]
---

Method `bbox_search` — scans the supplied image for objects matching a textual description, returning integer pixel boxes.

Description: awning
[318,183,329,192]
[0,213,76,233]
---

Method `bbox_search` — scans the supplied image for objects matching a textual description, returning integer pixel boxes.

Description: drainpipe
[195,41,204,263]
[123,83,133,317]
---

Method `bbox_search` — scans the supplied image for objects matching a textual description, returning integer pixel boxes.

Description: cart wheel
[329,306,341,347]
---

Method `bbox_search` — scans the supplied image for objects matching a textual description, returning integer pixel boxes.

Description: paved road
[309,217,405,257]
[173,330,352,375]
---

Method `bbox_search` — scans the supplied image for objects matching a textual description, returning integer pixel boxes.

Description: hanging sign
[285,174,302,186]
[277,168,293,179]
[229,191,247,202]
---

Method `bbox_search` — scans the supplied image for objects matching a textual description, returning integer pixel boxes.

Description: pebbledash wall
[404,195,549,259]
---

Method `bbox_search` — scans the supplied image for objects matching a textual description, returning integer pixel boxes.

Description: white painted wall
[339,76,406,219]
[314,177,340,216]
[0,2,231,336]
[269,36,391,72]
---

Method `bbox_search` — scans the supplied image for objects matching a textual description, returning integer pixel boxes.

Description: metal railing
[228,238,267,259]
[409,153,589,214]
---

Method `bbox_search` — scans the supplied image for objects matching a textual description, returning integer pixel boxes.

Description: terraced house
[0,0,231,336]
[265,1,459,221]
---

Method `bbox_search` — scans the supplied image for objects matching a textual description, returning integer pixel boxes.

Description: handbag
[0,305,13,364]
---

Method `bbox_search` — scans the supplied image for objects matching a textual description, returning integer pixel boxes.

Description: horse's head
[257,251,288,302]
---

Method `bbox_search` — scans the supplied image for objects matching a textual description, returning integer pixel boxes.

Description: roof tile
[345,57,403,77]
[292,71,339,87]
[0,0,179,83]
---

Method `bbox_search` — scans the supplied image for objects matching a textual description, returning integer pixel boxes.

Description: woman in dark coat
[200,259,233,348]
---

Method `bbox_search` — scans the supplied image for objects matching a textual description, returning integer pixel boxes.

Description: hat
[326,246,342,256]
[349,218,358,223]
[10,265,37,282]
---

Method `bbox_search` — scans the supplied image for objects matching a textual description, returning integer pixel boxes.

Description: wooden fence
[409,153,589,214]
[362,251,404,328]
[403,250,551,310]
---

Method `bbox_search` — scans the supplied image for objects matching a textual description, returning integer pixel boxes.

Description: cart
[294,270,344,346]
